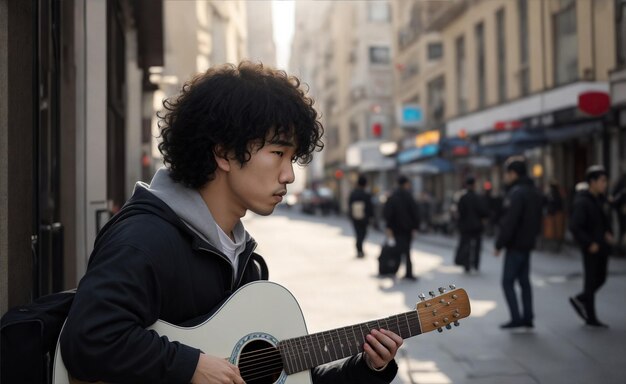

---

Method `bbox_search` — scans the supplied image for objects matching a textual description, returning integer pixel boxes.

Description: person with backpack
[57,63,401,383]
[455,176,489,274]
[348,175,374,258]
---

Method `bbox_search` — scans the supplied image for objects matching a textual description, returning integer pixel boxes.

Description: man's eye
[273,151,284,157]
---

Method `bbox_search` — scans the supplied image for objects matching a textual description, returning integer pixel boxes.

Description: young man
[494,156,543,330]
[569,165,614,327]
[383,175,420,281]
[60,62,401,383]
[348,175,373,258]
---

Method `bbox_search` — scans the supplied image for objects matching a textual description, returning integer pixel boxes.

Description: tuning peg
[437,328,443,333]
[445,324,452,330]
[418,293,426,301]
[449,284,456,290]
[454,321,460,327]
[438,287,446,294]
[429,291,436,298]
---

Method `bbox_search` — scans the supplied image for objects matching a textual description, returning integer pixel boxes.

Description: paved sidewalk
[244,209,626,384]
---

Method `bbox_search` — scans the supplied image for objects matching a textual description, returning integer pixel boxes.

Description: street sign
[398,104,424,128]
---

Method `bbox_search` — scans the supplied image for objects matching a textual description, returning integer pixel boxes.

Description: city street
[243,208,626,384]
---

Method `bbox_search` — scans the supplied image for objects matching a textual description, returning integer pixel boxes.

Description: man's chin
[250,206,275,216]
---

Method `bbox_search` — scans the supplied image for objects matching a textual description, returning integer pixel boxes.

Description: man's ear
[214,145,231,172]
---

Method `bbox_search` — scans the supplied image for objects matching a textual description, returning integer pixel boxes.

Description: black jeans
[577,249,609,322]
[395,233,413,278]
[502,249,533,323]
[352,220,368,256]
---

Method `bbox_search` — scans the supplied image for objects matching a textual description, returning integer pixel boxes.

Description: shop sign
[479,131,513,146]
[398,104,424,128]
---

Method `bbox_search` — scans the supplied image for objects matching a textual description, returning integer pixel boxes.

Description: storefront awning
[544,121,603,142]
[476,129,545,158]
[400,157,454,175]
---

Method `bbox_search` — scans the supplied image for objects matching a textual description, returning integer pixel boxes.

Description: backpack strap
[250,253,269,280]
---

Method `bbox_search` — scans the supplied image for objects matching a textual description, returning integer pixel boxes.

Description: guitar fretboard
[277,311,421,374]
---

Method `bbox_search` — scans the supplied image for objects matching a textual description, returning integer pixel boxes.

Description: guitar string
[236,314,423,361]
[234,321,421,371]
[236,319,421,363]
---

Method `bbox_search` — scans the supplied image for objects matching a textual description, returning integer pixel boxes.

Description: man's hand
[494,248,501,257]
[605,232,615,245]
[363,329,403,370]
[588,242,600,254]
[191,353,245,384]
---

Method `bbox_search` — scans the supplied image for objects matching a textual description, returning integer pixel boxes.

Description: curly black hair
[157,61,324,188]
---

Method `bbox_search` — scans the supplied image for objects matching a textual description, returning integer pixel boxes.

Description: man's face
[504,170,517,185]
[225,135,296,216]
[590,175,608,195]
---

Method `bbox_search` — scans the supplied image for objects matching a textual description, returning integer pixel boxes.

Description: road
[242,208,626,384]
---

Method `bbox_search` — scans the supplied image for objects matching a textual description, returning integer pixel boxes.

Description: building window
[456,35,467,115]
[369,46,391,65]
[617,0,626,67]
[427,42,443,61]
[475,22,486,109]
[554,0,578,85]
[368,2,390,22]
[517,0,529,96]
[427,76,445,128]
[496,8,507,102]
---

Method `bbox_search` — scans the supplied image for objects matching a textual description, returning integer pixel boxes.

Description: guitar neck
[278,311,421,374]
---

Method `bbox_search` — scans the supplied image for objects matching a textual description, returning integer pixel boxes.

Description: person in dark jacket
[569,165,614,328]
[60,62,401,384]
[349,175,374,258]
[384,175,420,281]
[455,176,489,273]
[494,156,543,330]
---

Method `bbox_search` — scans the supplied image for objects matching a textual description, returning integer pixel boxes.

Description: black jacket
[457,189,489,234]
[495,177,543,252]
[348,188,373,223]
[61,187,397,383]
[569,190,613,252]
[384,188,420,235]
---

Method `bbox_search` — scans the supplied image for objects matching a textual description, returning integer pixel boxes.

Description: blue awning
[400,156,454,175]
[396,145,439,165]
[476,129,545,157]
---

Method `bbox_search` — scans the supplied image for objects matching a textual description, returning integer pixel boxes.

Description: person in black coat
[384,175,420,281]
[569,165,614,327]
[494,156,543,330]
[348,175,374,258]
[60,62,401,384]
[455,176,489,273]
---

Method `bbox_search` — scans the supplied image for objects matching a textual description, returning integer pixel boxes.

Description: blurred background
[1,3,626,378]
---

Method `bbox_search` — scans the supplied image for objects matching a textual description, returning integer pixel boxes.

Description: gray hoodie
[136,168,249,275]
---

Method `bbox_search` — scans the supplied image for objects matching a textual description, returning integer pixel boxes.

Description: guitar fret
[404,312,412,337]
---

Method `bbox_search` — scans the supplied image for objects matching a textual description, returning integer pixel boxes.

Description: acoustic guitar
[53,281,471,384]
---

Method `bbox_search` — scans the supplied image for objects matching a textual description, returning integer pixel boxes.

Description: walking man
[455,176,489,273]
[494,156,543,330]
[569,165,614,327]
[349,175,374,258]
[384,175,420,281]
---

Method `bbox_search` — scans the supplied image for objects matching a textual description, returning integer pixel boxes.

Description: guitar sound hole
[238,339,284,384]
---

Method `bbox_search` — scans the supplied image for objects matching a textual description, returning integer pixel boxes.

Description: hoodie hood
[136,168,251,255]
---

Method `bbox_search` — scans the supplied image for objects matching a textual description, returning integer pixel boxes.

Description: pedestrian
[494,156,543,330]
[60,62,402,383]
[348,175,374,258]
[383,175,420,281]
[455,176,489,274]
[569,165,614,328]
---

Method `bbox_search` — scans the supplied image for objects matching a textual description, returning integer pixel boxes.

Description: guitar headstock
[415,285,471,334]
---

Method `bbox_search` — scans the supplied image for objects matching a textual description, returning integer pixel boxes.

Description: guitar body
[53,281,313,384]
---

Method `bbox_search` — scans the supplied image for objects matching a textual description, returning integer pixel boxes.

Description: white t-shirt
[217,226,244,276]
